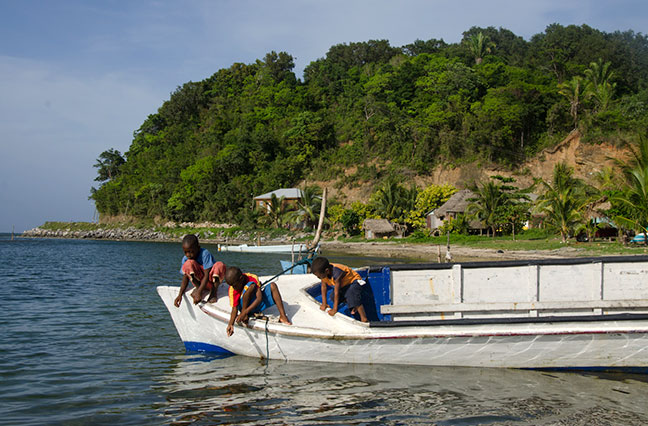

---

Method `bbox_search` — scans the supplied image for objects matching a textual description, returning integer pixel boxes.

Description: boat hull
[157,285,648,369]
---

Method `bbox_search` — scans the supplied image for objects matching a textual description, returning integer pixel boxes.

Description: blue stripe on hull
[530,367,648,374]
[184,341,235,355]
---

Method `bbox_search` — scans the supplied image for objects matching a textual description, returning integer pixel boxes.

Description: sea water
[1,234,648,425]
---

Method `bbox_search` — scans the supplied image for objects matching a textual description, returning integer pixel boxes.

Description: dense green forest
[91,24,648,229]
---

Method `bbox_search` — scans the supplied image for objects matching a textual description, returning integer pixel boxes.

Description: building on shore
[254,188,303,213]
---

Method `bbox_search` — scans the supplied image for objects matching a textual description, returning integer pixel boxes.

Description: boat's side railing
[381,299,648,316]
[382,256,648,320]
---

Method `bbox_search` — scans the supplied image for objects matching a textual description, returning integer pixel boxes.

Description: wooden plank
[380,299,648,314]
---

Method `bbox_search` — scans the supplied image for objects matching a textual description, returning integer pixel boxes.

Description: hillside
[307,129,629,204]
[90,24,648,225]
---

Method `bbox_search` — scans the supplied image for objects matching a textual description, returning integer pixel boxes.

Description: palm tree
[537,187,587,242]
[584,59,616,112]
[467,175,531,238]
[558,76,585,129]
[285,185,321,229]
[535,163,592,243]
[466,32,495,65]
[467,180,508,237]
[371,178,417,223]
[612,167,648,243]
[261,194,286,228]
[594,166,619,191]
[611,136,648,243]
[93,148,125,182]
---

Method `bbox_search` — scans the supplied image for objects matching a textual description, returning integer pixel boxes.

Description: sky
[1,0,647,232]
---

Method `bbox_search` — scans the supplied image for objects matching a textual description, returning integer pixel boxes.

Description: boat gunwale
[370,312,648,327]
[378,254,648,272]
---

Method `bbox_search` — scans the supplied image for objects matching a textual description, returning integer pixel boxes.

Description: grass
[337,229,648,256]
[41,221,105,231]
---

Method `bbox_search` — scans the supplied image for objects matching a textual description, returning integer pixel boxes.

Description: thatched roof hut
[363,219,401,239]
[433,189,475,219]
[426,189,484,232]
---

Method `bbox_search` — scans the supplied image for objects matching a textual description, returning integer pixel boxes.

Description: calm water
[1,235,648,425]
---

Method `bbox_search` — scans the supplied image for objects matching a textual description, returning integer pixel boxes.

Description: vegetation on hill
[90,24,648,238]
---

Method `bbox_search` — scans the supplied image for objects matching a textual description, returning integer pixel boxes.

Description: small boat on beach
[158,255,648,371]
[217,243,308,254]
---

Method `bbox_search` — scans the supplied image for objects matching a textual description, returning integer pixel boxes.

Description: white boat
[157,255,648,370]
[217,243,308,254]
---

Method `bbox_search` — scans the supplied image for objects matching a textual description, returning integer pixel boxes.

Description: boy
[311,257,369,323]
[224,266,292,337]
[174,234,226,307]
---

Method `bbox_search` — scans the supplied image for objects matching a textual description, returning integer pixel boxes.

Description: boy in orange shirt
[224,266,292,337]
[311,256,369,322]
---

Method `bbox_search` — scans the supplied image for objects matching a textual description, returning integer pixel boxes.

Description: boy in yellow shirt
[311,257,368,322]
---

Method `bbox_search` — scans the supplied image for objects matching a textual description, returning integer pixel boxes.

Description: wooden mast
[309,187,327,251]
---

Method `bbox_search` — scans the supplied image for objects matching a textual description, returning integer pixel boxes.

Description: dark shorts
[341,280,364,309]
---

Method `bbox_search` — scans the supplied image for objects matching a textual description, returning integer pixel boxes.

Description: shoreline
[21,226,594,261]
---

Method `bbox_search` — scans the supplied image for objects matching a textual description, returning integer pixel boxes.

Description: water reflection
[156,356,648,425]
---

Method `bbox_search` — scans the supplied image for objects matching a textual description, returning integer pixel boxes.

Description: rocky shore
[21,225,308,244]
[22,225,592,261]
[22,226,170,241]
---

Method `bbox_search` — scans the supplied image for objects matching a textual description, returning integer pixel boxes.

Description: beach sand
[319,241,586,262]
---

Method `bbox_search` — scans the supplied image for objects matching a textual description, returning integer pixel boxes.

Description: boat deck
[197,273,369,336]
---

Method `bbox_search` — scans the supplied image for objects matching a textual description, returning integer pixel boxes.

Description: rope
[264,317,270,366]
[260,246,320,365]
[260,250,318,289]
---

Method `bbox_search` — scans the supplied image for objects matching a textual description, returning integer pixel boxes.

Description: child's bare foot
[207,296,218,304]
[279,316,292,325]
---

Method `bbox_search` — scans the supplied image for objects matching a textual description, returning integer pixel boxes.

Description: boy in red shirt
[174,234,226,307]
[224,266,292,336]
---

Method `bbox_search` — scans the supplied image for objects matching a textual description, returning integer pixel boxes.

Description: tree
[558,76,585,129]
[262,51,296,85]
[535,163,593,242]
[467,176,531,237]
[467,180,504,236]
[93,149,125,182]
[465,32,495,65]
[340,209,361,235]
[370,177,417,223]
[406,184,457,230]
[88,25,648,226]
[584,59,616,112]
[611,136,648,243]
[613,167,648,243]
[285,186,322,228]
[402,38,447,56]
[259,194,287,228]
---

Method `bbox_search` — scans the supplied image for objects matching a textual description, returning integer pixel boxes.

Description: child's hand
[236,313,249,324]
[226,324,234,337]
[320,303,328,311]
[328,308,337,316]
[174,295,182,308]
